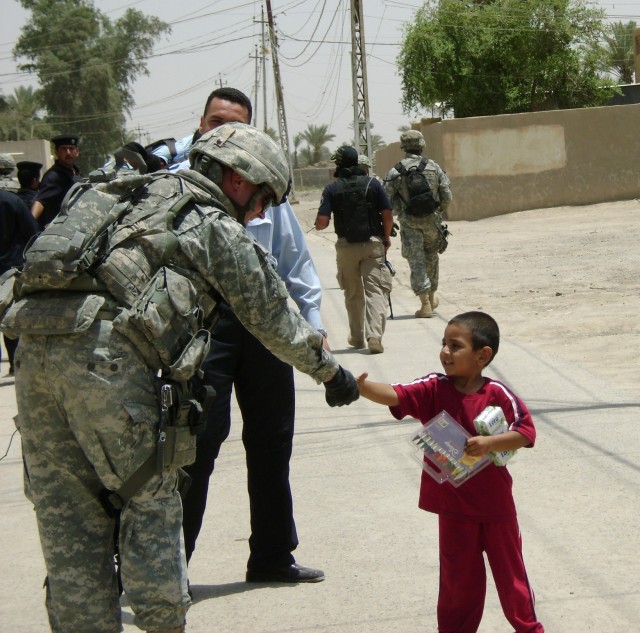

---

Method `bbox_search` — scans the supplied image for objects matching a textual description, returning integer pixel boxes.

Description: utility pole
[265,0,296,201]
[250,44,260,126]
[350,0,372,163]
[261,6,268,133]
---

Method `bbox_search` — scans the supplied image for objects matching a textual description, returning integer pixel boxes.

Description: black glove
[324,366,359,407]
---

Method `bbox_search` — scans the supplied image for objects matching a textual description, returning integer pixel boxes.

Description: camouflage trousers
[14,320,190,633]
[335,237,392,342]
[399,217,441,295]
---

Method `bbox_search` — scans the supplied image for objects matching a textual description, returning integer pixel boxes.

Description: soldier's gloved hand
[324,366,359,407]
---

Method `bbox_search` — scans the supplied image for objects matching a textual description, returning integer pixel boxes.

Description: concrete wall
[0,139,53,170]
[375,104,640,221]
[293,166,335,189]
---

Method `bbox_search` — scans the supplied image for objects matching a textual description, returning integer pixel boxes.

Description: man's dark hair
[202,87,253,123]
[17,168,36,188]
[448,311,500,364]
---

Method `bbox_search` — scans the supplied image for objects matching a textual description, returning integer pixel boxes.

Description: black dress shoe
[246,563,325,583]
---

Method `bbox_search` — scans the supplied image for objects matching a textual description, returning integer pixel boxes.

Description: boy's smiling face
[440,322,488,380]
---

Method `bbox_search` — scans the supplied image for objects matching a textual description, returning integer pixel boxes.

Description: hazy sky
[1,0,638,153]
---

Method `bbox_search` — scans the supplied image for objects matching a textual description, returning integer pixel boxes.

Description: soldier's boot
[415,292,433,318]
[428,291,439,311]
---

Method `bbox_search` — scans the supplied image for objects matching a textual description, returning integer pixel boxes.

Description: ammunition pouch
[0,291,106,338]
[113,266,213,382]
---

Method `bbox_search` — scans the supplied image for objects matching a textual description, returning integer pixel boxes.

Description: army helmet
[331,145,358,168]
[190,123,291,204]
[400,129,426,152]
[358,154,372,168]
[0,153,16,174]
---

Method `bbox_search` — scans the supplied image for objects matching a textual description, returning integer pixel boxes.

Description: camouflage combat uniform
[11,169,340,633]
[385,155,452,296]
[0,153,19,193]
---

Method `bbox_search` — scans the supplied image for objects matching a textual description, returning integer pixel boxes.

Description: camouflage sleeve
[177,208,339,383]
[436,164,452,209]
[383,168,402,215]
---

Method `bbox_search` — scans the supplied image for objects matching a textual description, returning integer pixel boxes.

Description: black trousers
[182,307,298,570]
[3,335,18,370]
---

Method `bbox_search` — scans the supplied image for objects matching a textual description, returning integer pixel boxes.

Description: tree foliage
[0,85,53,141]
[299,124,335,165]
[398,0,616,118]
[14,0,170,171]
[603,21,637,84]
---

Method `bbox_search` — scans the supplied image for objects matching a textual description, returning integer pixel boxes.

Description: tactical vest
[332,175,382,243]
[0,171,222,382]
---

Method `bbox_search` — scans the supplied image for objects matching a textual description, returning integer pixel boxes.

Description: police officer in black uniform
[0,188,39,374]
[32,134,81,230]
[16,160,42,207]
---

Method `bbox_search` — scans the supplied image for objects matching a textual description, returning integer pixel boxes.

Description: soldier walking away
[384,130,452,318]
[315,145,394,354]
[0,123,358,633]
[31,133,82,230]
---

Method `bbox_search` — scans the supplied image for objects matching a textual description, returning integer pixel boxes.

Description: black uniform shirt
[33,160,80,229]
[0,190,39,274]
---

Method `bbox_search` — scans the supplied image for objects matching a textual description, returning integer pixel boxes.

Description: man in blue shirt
[165,88,327,584]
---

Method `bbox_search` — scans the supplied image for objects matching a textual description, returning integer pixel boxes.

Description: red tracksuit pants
[437,515,544,633]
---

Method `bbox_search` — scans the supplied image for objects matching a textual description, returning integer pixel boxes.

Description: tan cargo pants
[335,237,392,343]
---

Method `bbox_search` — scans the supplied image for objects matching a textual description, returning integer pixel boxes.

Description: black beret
[16,160,43,174]
[51,134,80,148]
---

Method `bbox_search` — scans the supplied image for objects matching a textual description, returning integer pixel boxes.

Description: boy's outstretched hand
[356,372,369,391]
[356,373,400,406]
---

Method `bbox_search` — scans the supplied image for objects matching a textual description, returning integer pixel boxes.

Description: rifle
[383,259,396,319]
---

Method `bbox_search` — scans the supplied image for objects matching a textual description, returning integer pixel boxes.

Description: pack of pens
[408,410,490,487]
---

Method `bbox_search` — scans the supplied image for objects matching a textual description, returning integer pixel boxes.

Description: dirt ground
[292,189,640,398]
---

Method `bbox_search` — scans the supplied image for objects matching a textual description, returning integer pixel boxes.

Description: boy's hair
[448,311,500,365]
[202,87,253,123]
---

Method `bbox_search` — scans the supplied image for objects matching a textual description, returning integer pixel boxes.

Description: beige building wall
[0,139,53,170]
[375,104,640,221]
[635,26,640,84]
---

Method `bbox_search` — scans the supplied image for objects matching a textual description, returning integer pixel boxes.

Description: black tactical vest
[333,174,382,243]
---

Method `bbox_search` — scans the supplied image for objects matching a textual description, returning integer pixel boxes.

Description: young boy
[357,311,544,633]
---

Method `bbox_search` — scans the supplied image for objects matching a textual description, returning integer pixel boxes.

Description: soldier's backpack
[394,157,439,217]
[3,171,221,382]
[333,175,382,243]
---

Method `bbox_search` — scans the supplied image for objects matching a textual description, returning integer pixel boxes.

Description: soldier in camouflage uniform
[0,153,20,193]
[5,123,358,633]
[384,130,452,318]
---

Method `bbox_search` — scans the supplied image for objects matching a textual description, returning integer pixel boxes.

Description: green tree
[14,0,170,171]
[293,132,303,168]
[0,85,53,141]
[603,21,637,84]
[299,124,335,165]
[399,0,616,118]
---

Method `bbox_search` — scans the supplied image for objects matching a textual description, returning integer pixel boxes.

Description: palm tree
[293,132,302,168]
[603,21,636,84]
[0,85,52,141]
[299,124,335,165]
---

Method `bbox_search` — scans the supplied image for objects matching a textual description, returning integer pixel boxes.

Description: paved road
[1,216,639,632]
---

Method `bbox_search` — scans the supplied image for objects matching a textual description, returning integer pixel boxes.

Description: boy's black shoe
[246,563,325,583]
